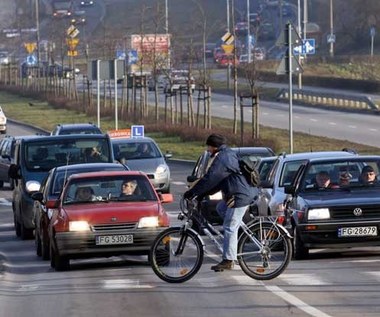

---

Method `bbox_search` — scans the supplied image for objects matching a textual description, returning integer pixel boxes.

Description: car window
[113,141,161,160]
[301,159,380,191]
[63,175,157,204]
[280,160,308,186]
[25,138,111,171]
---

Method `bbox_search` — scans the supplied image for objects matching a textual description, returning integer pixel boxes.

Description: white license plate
[338,226,377,237]
[96,234,133,245]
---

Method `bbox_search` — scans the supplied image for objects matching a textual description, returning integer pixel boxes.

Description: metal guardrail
[276,88,379,111]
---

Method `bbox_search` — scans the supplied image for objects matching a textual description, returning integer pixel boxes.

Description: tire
[238,221,292,280]
[0,180,3,188]
[9,179,14,190]
[293,226,309,260]
[20,217,33,240]
[35,229,42,256]
[41,227,50,261]
[13,212,21,237]
[50,243,69,271]
[150,227,204,283]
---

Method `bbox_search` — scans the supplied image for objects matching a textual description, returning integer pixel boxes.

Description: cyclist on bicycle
[184,133,256,272]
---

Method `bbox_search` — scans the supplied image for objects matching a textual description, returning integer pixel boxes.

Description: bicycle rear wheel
[150,227,204,283]
[238,221,292,280]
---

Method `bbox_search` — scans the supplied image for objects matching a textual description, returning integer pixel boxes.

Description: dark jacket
[187,145,255,208]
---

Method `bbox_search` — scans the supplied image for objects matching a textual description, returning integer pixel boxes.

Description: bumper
[54,227,167,258]
[297,219,380,249]
[148,174,170,192]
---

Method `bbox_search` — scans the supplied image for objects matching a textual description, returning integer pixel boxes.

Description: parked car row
[2,123,173,271]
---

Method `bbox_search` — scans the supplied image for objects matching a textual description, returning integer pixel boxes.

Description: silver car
[111,137,172,193]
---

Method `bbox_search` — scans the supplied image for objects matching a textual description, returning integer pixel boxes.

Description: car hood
[301,190,380,207]
[62,201,163,223]
[125,158,166,174]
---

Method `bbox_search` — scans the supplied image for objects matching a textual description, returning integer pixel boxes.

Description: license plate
[96,234,133,245]
[338,226,377,237]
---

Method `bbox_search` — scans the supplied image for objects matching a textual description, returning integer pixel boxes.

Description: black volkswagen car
[284,155,380,260]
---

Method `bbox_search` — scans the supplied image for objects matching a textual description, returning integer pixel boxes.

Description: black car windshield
[25,138,111,171]
[63,175,157,205]
[300,158,380,192]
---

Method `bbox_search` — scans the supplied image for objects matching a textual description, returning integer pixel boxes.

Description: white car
[0,106,7,134]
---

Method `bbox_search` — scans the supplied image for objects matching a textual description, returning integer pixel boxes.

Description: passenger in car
[339,172,352,186]
[75,186,95,202]
[120,180,138,197]
[315,171,338,189]
[359,166,378,185]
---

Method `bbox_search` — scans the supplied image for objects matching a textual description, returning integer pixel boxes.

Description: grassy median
[0,90,379,160]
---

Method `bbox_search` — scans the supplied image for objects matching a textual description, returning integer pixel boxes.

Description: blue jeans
[216,200,248,261]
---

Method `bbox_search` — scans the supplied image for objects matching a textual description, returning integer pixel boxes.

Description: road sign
[327,33,336,43]
[66,38,79,50]
[221,32,234,45]
[24,42,36,54]
[67,50,78,57]
[26,54,37,66]
[67,25,80,38]
[293,39,316,55]
[276,25,302,46]
[276,52,303,75]
[116,50,126,60]
[221,44,234,55]
[127,50,138,65]
[131,125,144,138]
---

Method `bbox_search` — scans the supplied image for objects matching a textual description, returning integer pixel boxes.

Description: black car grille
[330,205,380,219]
[92,222,137,232]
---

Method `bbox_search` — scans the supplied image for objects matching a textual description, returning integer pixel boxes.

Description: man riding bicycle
[184,133,257,271]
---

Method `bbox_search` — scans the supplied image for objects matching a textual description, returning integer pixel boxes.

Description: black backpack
[238,157,261,187]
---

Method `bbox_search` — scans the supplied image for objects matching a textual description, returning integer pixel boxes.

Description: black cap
[206,134,226,148]
[362,166,375,174]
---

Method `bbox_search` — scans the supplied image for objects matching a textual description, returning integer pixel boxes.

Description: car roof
[53,162,127,173]
[67,170,146,181]
[232,147,275,156]
[20,134,109,143]
[305,155,380,164]
[277,151,356,161]
[57,123,98,129]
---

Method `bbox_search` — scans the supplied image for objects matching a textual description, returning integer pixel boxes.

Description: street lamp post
[165,0,168,33]
[246,0,251,63]
[35,0,40,65]
[329,0,334,57]
[226,0,231,89]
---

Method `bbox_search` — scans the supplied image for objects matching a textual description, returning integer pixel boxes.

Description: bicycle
[149,197,293,283]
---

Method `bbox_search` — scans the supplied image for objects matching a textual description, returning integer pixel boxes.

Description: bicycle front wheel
[150,227,204,283]
[238,221,292,280]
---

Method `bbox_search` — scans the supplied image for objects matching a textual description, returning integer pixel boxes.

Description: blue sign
[127,50,138,65]
[293,38,316,55]
[26,54,37,66]
[131,125,144,138]
[116,50,126,60]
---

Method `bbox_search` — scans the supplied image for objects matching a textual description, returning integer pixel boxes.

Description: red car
[47,171,172,271]
[217,54,240,68]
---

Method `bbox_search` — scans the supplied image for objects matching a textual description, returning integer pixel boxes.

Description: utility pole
[35,0,40,66]
[329,0,334,57]
[226,0,231,89]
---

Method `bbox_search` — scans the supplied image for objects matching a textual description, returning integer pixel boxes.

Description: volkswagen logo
[111,217,117,222]
[353,208,363,217]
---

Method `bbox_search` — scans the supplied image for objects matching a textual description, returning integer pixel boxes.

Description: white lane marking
[328,122,336,126]
[310,118,317,122]
[171,181,186,185]
[363,271,380,280]
[265,285,333,317]
[102,279,154,289]
[18,284,40,292]
[348,125,356,129]
[0,198,11,206]
[279,273,328,285]
[369,128,378,132]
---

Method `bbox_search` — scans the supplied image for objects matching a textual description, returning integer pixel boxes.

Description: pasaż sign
[107,129,131,139]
